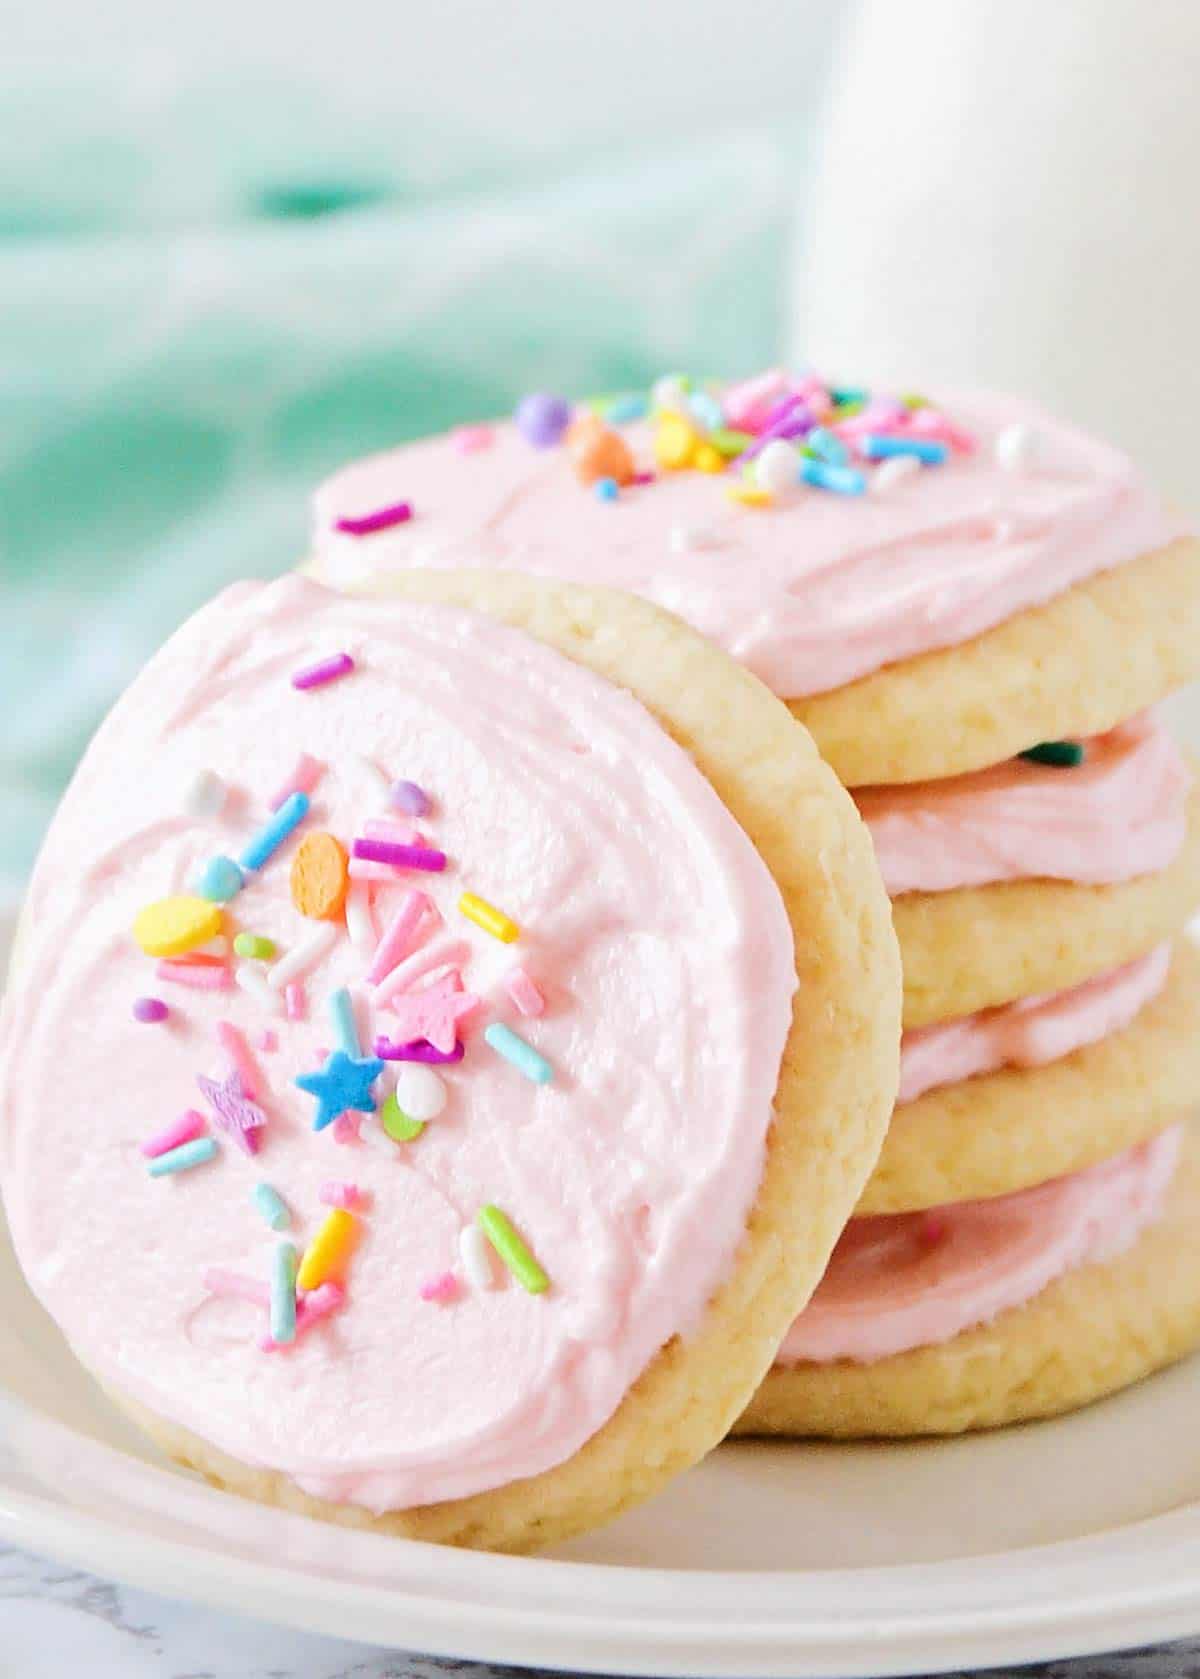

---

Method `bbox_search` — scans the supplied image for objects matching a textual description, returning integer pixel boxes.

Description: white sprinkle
[373,937,471,1007]
[344,881,377,954]
[995,422,1040,472]
[460,1223,496,1291]
[183,769,226,821]
[235,964,284,1015]
[393,1064,447,1123]
[652,373,688,413]
[267,922,339,990]
[871,455,921,493]
[754,438,802,496]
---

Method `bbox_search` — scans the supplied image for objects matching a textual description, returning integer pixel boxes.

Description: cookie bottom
[860,939,1200,1214]
[737,1122,1200,1439]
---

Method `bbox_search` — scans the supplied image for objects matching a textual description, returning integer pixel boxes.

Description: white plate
[4,898,1200,1677]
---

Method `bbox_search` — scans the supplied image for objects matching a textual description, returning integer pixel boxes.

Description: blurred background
[2,0,1197,897]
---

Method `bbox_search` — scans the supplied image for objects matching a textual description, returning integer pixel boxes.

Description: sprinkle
[861,433,949,465]
[708,428,754,459]
[375,1036,464,1063]
[807,426,849,466]
[133,895,224,958]
[197,1069,267,1155]
[235,964,284,1016]
[605,393,649,424]
[800,459,866,495]
[651,372,690,413]
[203,1268,268,1305]
[458,891,519,944]
[380,1089,425,1143]
[290,831,349,920]
[392,1063,447,1122]
[484,1022,553,1085]
[239,792,310,873]
[920,1211,949,1247]
[216,1020,262,1099]
[268,753,325,812]
[334,503,412,537]
[183,769,227,821]
[296,1208,358,1290]
[254,1183,291,1231]
[147,1137,219,1177]
[459,1223,497,1290]
[352,838,445,872]
[655,412,704,470]
[721,369,788,431]
[593,476,620,501]
[871,455,922,494]
[726,483,771,507]
[332,1112,361,1144]
[515,392,571,447]
[505,967,545,1018]
[270,1243,298,1344]
[688,389,725,432]
[156,959,232,991]
[132,996,169,1024]
[268,922,339,990]
[477,1205,550,1294]
[420,1271,459,1304]
[453,423,495,454]
[373,937,471,1006]
[141,1109,206,1158]
[1020,740,1086,768]
[319,1181,359,1207]
[343,880,377,954]
[233,933,276,960]
[329,987,362,1057]
[754,438,801,496]
[285,982,307,1020]
[390,780,430,817]
[995,422,1040,472]
[260,1282,343,1351]
[197,855,244,903]
[258,1029,278,1052]
[367,890,432,984]
[295,1048,384,1131]
[387,973,480,1055]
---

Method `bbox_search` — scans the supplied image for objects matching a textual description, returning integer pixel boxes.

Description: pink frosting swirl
[855,713,1191,895]
[0,576,797,1511]
[311,391,1180,699]
[778,1126,1182,1366]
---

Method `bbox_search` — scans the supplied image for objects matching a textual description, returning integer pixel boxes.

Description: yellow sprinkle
[296,1208,357,1291]
[653,412,701,470]
[727,484,772,507]
[692,442,725,474]
[132,895,224,958]
[459,891,520,944]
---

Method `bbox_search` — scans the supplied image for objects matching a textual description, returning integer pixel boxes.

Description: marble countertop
[3,1543,1197,1679]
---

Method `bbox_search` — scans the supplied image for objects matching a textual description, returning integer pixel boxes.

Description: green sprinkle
[829,398,865,420]
[709,427,755,458]
[271,1243,298,1345]
[381,1090,425,1144]
[478,1205,550,1294]
[900,392,930,410]
[234,932,276,960]
[253,1182,291,1230]
[1020,740,1086,768]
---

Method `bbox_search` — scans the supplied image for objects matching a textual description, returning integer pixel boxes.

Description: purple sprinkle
[334,502,412,536]
[389,779,430,817]
[515,392,571,448]
[133,997,169,1024]
[352,838,445,871]
[375,1036,465,1064]
[735,397,815,466]
[291,653,355,691]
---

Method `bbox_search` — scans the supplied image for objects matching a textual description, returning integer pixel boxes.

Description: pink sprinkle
[285,982,307,1021]
[203,1269,269,1306]
[722,369,789,432]
[132,996,169,1023]
[419,1271,460,1304]
[921,1212,949,1247]
[332,1113,362,1144]
[216,1020,261,1102]
[453,424,495,454]
[268,752,325,812]
[367,890,433,985]
[142,1109,206,1159]
[373,937,471,1006]
[257,1028,278,1053]
[907,407,978,454]
[260,1282,344,1351]
[320,1181,360,1208]
[631,470,656,486]
[292,653,355,692]
[352,838,446,872]
[156,959,232,991]
[504,966,545,1018]
[334,502,412,537]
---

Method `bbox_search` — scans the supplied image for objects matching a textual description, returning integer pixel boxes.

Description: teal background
[0,105,802,897]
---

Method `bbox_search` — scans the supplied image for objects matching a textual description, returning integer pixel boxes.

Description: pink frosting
[0,575,797,1511]
[856,713,1191,895]
[310,390,1180,699]
[899,944,1170,1104]
[778,1126,1182,1366]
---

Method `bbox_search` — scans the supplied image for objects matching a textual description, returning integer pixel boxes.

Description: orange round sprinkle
[290,832,349,921]
[568,418,635,487]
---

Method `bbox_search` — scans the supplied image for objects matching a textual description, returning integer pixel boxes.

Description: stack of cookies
[310,369,1200,1435]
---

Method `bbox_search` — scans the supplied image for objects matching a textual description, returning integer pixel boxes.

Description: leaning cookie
[739,1124,1200,1438]
[860,939,1200,1214]
[0,572,899,1552]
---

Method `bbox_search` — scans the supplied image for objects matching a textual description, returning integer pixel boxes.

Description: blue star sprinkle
[294,1049,385,1132]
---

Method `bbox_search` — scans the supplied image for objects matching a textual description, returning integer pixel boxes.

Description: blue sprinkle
[329,986,361,1057]
[801,459,867,496]
[197,854,244,902]
[861,434,949,464]
[688,390,725,431]
[147,1137,218,1177]
[606,393,649,424]
[239,791,310,873]
[484,1023,553,1085]
[253,1182,291,1231]
[271,1242,298,1345]
[594,477,620,502]
[807,426,849,466]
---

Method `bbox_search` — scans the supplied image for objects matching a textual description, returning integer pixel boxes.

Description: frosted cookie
[739,1124,1200,1437]
[307,373,1196,786]
[861,940,1200,1213]
[0,571,900,1553]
